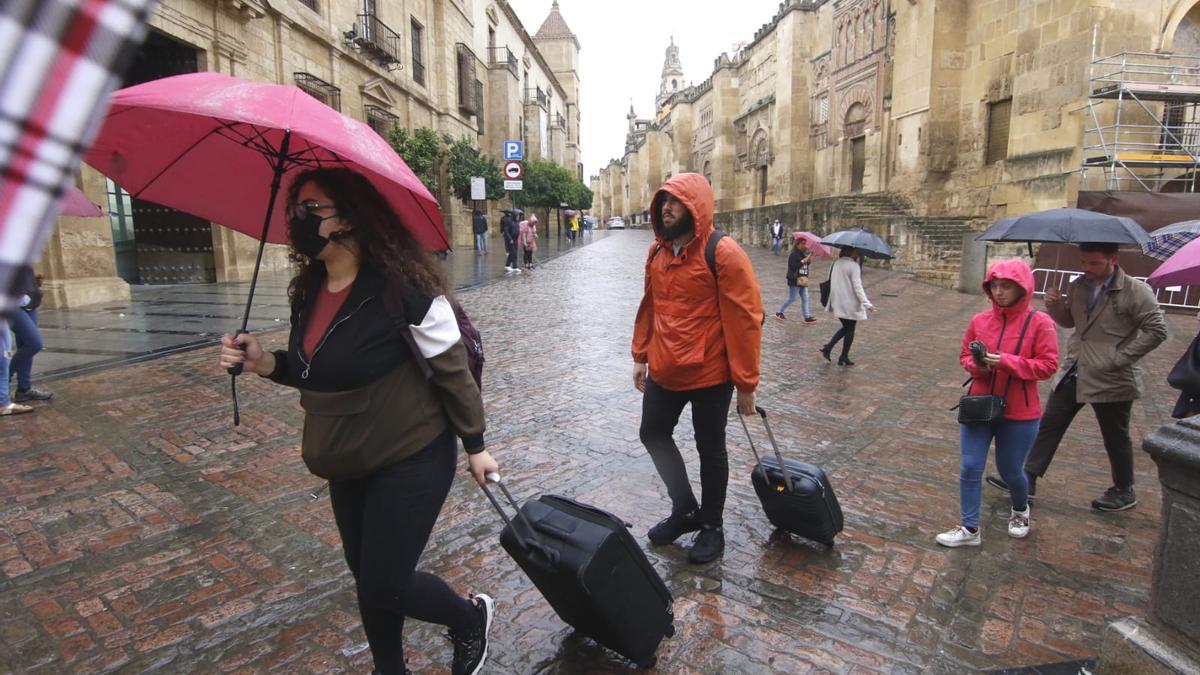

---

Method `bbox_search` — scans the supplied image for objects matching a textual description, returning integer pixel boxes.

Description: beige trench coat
[1047,266,1168,403]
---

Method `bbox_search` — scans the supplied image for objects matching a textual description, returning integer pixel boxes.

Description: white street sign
[470,176,486,200]
[504,180,523,190]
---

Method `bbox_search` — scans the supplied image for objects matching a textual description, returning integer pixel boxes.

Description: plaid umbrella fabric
[1141,220,1200,261]
[0,0,156,313]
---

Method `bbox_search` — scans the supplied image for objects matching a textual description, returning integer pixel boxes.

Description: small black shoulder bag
[956,311,1035,425]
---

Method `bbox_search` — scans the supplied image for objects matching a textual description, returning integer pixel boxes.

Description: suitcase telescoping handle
[737,407,795,493]
[478,472,551,556]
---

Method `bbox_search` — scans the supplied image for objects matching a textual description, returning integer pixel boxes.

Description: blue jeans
[777,286,811,319]
[474,233,487,252]
[10,308,42,391]
[0,324,10,407]
[771,238,781,254]
[959,419,1039,528]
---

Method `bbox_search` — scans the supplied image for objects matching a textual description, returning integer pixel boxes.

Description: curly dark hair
[284,168,447,306]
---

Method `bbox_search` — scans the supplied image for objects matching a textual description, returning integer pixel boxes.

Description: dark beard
[660,213,694,240]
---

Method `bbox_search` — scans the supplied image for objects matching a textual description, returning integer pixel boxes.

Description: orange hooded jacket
[632,173,763,392]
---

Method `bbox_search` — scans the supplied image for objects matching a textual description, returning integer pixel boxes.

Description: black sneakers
[1092,486,1137,512]
[687,525,725,564]
[13,388,52,402]
[647,510,702,545]
[448,594,494,675]
[985,473,1037,502]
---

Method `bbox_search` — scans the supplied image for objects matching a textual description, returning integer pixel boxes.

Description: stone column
[38,171,130,309]
[1096,416,1200,674]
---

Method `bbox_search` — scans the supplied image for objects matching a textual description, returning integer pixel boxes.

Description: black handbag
[956,311,1035,425]
[818,264,833,308]
[1167,334,1200,393]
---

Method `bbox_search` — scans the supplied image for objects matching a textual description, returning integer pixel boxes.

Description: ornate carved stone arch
[841,84,873,137]
[1162,0,1200,50]
[749,127,771,167]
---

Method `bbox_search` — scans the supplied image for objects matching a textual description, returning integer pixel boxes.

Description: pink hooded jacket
[518,214,538,252]
[960,259,1060,421]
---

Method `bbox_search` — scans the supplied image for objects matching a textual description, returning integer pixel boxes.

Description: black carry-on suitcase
[479,473,675,669]
[740,407,844,546]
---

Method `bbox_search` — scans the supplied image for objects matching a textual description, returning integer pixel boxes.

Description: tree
[567,181,593,210]
[443,135,506,202]
[520,158,591,209]
[387,127,444,197]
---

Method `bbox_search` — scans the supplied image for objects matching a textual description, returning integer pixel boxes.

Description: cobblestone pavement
[1,230,1193,674]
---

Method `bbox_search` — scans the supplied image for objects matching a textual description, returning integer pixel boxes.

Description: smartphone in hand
[968,340,988,368]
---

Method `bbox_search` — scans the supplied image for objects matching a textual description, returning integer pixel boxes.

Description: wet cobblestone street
[1,230,1194,674]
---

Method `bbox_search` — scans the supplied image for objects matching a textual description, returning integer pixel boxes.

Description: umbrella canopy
[820,227,895,260]
[84,72,448,250]
[1142,220,1200,261]
[976,208,1150,246]
[1147,236,1200,288]
[791,231,832,257]
[60,186,105,218]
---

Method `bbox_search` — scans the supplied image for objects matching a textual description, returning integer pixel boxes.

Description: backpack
[384,294,485,391]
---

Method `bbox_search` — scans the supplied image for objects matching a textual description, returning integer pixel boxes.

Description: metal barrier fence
[1031,268,1200,310]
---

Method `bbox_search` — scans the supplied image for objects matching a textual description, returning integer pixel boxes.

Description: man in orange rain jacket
[632,172,763,564]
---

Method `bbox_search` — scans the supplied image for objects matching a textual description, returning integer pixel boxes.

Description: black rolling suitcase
[479,473,675,669]
[740,407,844,546]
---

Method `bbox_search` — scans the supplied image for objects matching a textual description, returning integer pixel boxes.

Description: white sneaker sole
[935,534,981,548]
[469,593,495,675]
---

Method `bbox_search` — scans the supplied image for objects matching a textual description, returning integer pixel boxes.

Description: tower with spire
[533,1,583,178]
[657,37,685,110]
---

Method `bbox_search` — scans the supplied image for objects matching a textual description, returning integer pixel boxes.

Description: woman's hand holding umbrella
[219,333,272,376]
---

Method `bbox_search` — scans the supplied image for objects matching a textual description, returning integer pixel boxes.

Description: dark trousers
[504,240,517,268]
[329,428,475,674]
[639,378,735,527]
[1024,376,1135,490]
[824,318,857,360]
[523,249,533,266]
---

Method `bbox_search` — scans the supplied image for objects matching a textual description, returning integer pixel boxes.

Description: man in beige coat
[988,243,1167,511]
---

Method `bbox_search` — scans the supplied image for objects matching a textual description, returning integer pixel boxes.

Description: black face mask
[287,210,350,258]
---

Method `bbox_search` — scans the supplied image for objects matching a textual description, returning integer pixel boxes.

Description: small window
[294,72,341,111]
[817,97,829,124]
[986,99,1012,165]
[298,0,317,12]
[365,105,399,136]
[411,19,425,87]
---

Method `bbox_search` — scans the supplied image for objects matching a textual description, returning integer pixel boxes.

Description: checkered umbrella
[1142,220,1200,261]
[0,0,155,313]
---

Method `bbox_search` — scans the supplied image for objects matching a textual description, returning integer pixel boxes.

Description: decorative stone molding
[839,83,874,136]
[220,0,266,21]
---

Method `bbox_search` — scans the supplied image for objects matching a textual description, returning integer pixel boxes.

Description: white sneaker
[935,525,981,548]
[504,266,515,273]
[514,268,522,273]
[1008,507,1030,538]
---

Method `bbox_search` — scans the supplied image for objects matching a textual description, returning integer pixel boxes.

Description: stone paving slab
[0,230,1193,674]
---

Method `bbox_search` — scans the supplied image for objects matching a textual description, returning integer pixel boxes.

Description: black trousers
[1024,376,1135,490]
[825,318,857,360]
[523,249,533,265]
[639,377,735,527]
[504,240,517,268]
[329,428,475,674]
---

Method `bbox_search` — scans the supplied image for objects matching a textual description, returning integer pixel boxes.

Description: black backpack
[647,229,727,279]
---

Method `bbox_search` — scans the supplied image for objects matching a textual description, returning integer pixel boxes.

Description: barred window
[986,99,1012,165]
[294,72,341,112]
[365,105,399,136]
[456,44,478,115]
[411,19,425,87]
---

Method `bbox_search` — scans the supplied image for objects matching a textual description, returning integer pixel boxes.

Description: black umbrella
[976,208,1150,246]
[820,227,895,260]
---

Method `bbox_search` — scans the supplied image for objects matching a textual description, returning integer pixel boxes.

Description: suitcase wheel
[637,656,657,670]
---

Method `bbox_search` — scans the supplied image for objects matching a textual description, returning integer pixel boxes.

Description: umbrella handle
[226,329,247,376]
[228,329,247,427]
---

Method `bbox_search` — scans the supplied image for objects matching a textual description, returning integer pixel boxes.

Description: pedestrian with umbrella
[975,209,1167,512]
[773,232,827,323]
[1143,233,1200,419]
[218,168,498,675]
[817,228,893,366]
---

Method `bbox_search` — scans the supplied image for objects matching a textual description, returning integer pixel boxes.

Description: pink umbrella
[85,71,449,424]
[792,231,832,257]
[60,186,104,217]
[1147,236,1200,288]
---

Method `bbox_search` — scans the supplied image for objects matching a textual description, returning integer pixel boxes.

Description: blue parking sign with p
[503,140,523,161]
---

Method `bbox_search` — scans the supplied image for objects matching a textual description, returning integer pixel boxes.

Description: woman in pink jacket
[518,214,539,270]
[937,259,1059,547]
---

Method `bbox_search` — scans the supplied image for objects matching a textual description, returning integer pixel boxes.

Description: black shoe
[13,388,52,402]
[774,312,786,322]
[647,509,701,545]
[986,474,1037,502]
[819,346,832,362]
[837,357,855,366]
[687,525,725,564]
[1092,486,1137,512]
[448,594,494,675]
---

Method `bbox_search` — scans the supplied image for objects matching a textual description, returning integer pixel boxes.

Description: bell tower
[656,37,684,110]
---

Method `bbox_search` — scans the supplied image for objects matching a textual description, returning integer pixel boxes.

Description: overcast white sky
[506,0,788,178]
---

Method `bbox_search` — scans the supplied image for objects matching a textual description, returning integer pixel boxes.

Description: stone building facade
[591,0,1200,284]
[43,0,580,308]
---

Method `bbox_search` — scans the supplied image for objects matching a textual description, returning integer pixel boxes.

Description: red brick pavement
[0,230,1193,673]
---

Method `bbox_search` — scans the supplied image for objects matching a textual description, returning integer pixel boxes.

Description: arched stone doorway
[845,103,868,193]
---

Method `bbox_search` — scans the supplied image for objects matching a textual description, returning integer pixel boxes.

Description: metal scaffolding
[1083,29,1200,192]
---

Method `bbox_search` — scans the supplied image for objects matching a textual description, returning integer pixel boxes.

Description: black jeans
[329,428,475,674]
[523,249,533,266]
[825,318,857,360]
[504,240,517,268]
[1024,375,1135,490]
[639,377,735,527]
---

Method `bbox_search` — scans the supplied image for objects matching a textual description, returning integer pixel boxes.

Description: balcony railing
[488,46,518,77]
[365,105,399,136]
[525,86,547,109]
[356,12,402,66]
[552,114,567,131]
[294,72,341,111]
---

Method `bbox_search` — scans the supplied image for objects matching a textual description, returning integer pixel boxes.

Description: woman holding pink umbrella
[774,232,820,323]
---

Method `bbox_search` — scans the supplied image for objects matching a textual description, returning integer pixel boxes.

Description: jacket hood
[650,173,714,242]
[528,213,538,224]
[983,258,1035,315]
